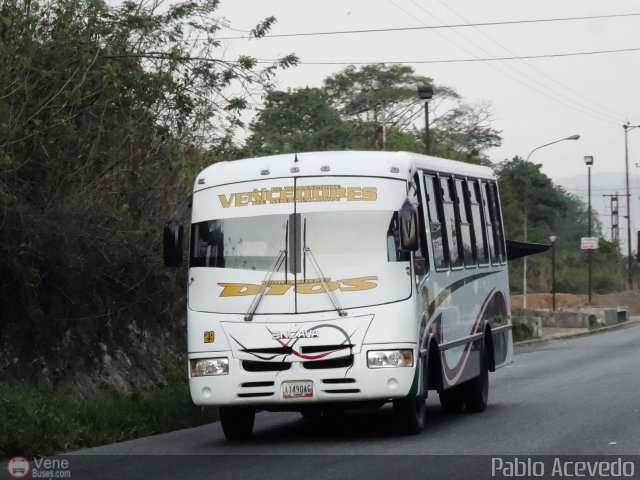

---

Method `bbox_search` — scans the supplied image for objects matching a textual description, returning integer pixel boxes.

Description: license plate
[282,381,313,399]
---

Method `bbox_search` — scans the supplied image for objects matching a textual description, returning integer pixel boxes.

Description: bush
[0,369,218,456]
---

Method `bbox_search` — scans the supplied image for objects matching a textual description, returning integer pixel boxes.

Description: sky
[213,0,640,176]
[213,0,640,247]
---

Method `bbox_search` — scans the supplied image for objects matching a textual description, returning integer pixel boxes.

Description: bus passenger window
[482,181,496,264]
[489,183,506,263]
[386,212,409,262]
[483,182,503,265]
[424,175,448,270]
[455,179,475,267]
[441,177,462,268]
[469,180,489,265]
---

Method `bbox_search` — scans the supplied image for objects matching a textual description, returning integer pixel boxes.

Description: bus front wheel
[393,359,427,434]
[220,406,255,440]
[393,393,426,434]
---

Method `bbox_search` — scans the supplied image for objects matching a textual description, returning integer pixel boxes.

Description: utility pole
[603,193,620,245]
[584,156,594,304]
[417,85,433,155]
[623,123,639,289]
[604,192,623,290]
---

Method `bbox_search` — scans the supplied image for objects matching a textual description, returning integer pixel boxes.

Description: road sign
[581,237,599,250]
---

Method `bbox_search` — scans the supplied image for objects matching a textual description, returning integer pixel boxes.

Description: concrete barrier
[517,306,628,333]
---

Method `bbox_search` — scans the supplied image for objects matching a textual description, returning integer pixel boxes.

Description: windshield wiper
[244,250,286,321]
[303,246,347,317]
[244,219,289,322]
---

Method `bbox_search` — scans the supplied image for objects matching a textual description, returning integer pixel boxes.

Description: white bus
[164,151,512,440]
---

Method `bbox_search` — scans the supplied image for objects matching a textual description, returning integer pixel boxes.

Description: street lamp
[584,155,594,304]
[549,234,557,311]
[522,134,581,309]
[623,123,640,289]
[525,134,581,162]
[417,85,433,155]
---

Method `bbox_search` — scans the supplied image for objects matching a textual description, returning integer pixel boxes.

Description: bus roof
[194,151,496,190]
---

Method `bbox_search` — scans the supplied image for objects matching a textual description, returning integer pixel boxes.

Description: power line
[281,46,640,65]
[216,12,640,40]
[376,1,612,129]
[432,0,638,124]
[565,186,640,192]
[401,0,620,125]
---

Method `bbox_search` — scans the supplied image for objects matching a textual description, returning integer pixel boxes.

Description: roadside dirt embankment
[510,290,640,315]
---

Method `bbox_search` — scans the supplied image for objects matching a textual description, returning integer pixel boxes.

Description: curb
[514,318,639,348]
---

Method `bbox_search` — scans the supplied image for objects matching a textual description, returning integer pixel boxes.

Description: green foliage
[511,315,536,343]
[322,64,500,160]
[499,158,624,295]
[0,0,295,378]
[323,64,436,127]
[244,64,500,164]
[0,369,218,455]
[244,88,353,156]
[497,157,596,244]
[383,127,426,153]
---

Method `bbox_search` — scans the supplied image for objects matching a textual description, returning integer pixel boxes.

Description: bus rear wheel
[463,343,489,413]
[220,406,255,440]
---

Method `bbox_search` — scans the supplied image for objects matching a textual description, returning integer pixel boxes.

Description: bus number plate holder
[282,381,313,399]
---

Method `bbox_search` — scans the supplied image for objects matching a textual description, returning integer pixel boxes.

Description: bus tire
[463,341,489,413]
[393,393,426,435]
[220,406,255,440]
[439,385,465,413]
[393,359,426,435]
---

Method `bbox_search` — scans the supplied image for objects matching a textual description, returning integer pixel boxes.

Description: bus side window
[481,181,496,264]
[424,175,448,270]
[386,212,400,262]
[483,181,502,265]
[455,178,475,267]
[413,174,430,277]
[468,180,489,265]
[441,176,462,268]
[489,183,506,263]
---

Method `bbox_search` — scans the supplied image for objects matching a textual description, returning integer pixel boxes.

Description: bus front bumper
[188,345,418,407]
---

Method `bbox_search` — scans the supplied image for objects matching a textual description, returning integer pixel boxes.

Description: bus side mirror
[399,199,419,251]
[163,220,184,267]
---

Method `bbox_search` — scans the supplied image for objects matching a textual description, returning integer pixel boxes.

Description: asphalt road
[57,320,640,479]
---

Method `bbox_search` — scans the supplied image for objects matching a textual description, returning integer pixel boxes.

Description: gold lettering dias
[217,276,379,297]
[218,185,377,208]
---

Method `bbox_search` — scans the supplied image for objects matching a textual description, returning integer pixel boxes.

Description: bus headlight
[367,350,413,368]
[190,358,229,376]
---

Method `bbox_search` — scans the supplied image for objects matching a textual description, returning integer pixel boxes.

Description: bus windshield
[190,210,407,272]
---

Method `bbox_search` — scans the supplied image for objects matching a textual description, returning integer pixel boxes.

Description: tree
[0,0,296,378]
[244,88,353,156]
[496,158,596,245]
[322,64,501,160]
[495,157,618,295]
[323,64,437,130]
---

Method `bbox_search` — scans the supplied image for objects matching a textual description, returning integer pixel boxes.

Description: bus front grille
[322,389,360,394]
[302,356,353,370]
[242,360,291,372]
[237,392,274,398]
